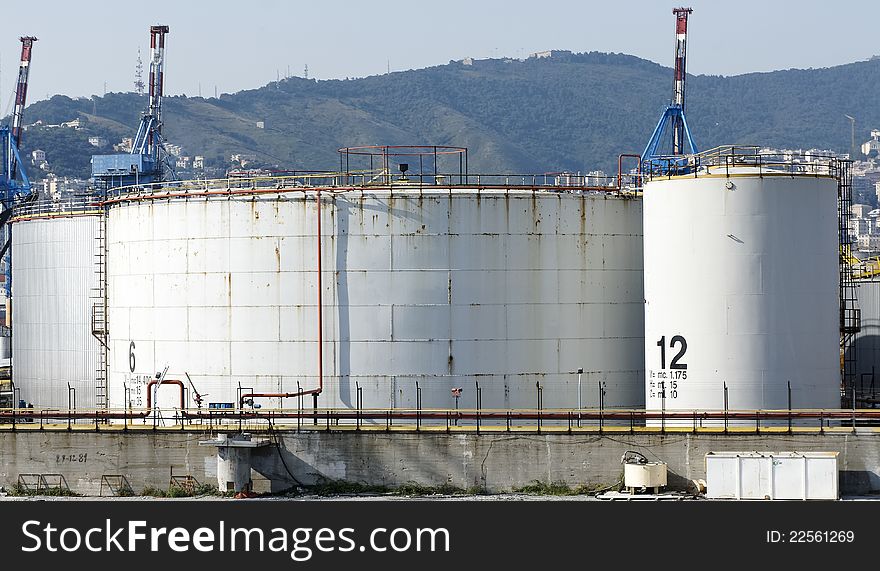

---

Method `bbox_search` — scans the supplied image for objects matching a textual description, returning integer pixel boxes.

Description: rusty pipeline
[316,189,323,399]
[237,190,325,409]
[184,408,880,422]
[146,379,186,411]
[238,389,322,408]
[3,407,880,425]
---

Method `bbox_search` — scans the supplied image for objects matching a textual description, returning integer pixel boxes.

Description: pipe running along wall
[239,189,324,407]
[145,378,185,411]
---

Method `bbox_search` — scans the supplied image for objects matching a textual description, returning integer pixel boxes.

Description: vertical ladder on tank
[90,210,109,412]
[836,158,861,407]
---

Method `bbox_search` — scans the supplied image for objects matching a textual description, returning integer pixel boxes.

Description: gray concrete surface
[0,430,878,496]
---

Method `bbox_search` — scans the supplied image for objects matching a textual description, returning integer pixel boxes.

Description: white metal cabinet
[705,451,838,500]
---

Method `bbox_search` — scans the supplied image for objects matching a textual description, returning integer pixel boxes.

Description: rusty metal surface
[105,186,644,413]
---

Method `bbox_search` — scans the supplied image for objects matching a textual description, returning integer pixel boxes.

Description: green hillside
[14,51,880,180]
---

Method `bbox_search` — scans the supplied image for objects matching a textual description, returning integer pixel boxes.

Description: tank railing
[102,170,630,204]
[644,145,844,181]
[3,406,880,433]
[456,173,620,189]
[338,145,470,186]
[11,195,104,219]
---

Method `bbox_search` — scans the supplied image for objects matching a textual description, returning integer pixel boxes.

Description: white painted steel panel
[705,452,838,500]
[624,462,667,488]
[644,173,839,421]
[851,280,880,387]
[107,189,645,412]
[11,214,101,410]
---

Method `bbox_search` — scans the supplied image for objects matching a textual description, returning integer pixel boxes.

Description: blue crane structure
[642,8,698,170]
[0,36,38,318]
[92,25,170,190]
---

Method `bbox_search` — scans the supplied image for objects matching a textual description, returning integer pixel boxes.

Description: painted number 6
[129,341,136,373]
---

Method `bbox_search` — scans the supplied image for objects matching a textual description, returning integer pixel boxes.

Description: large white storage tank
[643,151,840,417]
[10,200,103,410]
[105,183,645,413]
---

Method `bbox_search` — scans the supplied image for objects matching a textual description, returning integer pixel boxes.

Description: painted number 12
[657,335,687,370]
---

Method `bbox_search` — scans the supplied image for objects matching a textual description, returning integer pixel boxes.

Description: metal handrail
[101,169,630,202]
[643,145,845,181]
[11,196,103,219]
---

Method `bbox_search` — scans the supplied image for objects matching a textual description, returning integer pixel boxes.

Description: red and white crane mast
[10,36,37,171]
[671,7,692,154]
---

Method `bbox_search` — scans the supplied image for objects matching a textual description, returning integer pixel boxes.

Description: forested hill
[16,51,880,178]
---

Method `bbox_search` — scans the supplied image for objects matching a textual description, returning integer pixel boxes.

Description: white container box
[705,452,838,500]
[624,462,667,489]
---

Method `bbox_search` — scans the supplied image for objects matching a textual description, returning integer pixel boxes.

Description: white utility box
[705,452,838,500]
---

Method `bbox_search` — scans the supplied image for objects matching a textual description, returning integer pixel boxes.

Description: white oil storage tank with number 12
[104,171,645,418]
[643,147,841,422]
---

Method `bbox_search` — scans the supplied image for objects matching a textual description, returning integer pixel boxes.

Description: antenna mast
[135,48,145,95]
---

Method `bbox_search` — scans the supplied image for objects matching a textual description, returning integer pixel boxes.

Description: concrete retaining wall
[1,430,878,496]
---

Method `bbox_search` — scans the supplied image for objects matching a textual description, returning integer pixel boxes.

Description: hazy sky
[2,0,878,109]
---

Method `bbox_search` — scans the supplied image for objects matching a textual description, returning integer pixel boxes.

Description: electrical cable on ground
[266,416,303,489]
